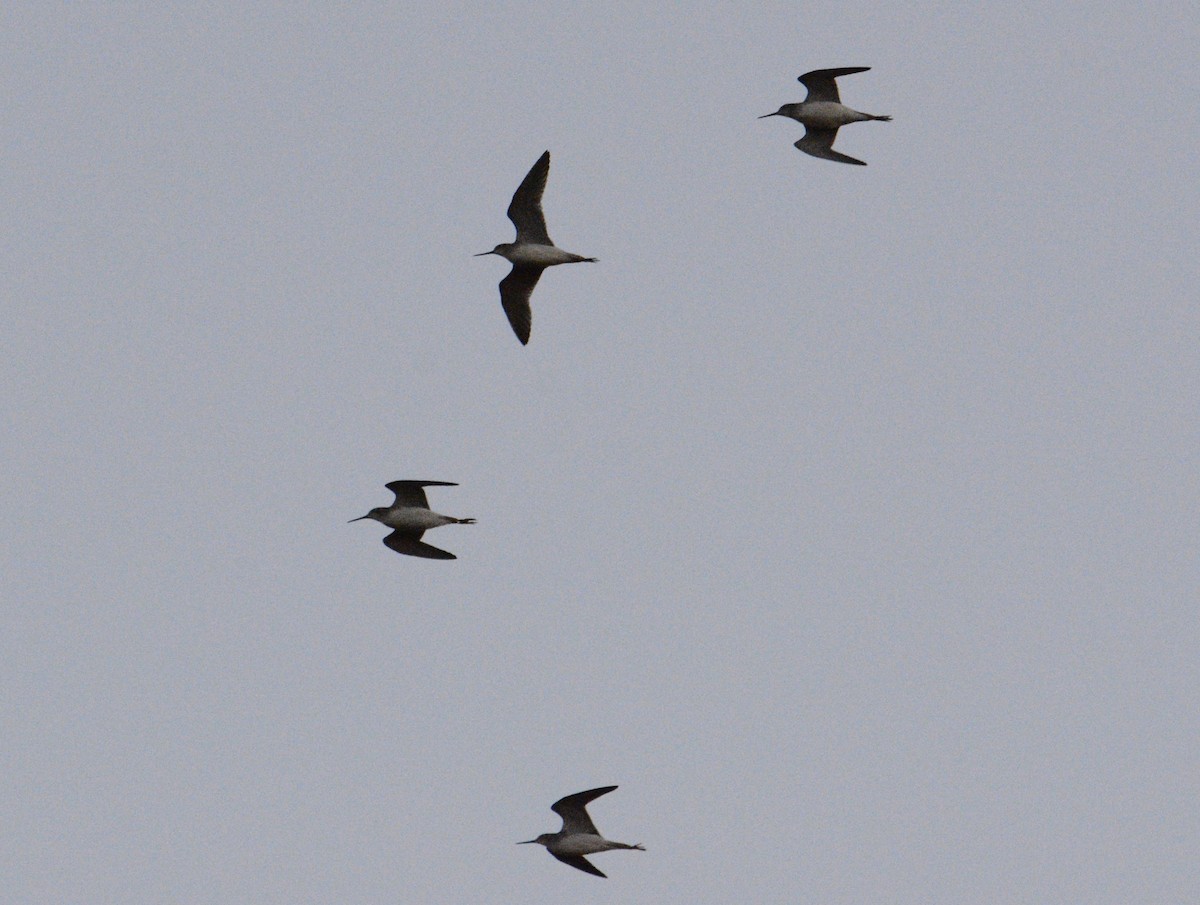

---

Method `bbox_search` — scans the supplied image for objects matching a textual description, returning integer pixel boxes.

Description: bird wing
[507,150,552,245]
[385,480,458,509]
[383,530,457,560]
[797,66,870,103]
[499,266,542,345]
[796,128,866,166]
[551,852,607,878]
[552,786,617,836]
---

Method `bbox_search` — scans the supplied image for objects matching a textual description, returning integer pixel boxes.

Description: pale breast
[508,244,577,267]
[553,834,610,856]
[381,508,455,531]
[797,101,862,129]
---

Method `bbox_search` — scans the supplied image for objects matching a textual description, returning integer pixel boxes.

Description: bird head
[759,104,801,120]
[475,243,514,258]
[348,508,387,524]
[517,834,555,847]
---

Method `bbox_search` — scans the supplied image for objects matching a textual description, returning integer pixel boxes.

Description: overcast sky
[3,3,1198,903]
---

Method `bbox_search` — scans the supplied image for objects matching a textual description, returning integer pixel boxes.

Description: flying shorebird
[518,785,645,878]
[349,480,475,560]
[760,67,891,165]
[476,150,596,345]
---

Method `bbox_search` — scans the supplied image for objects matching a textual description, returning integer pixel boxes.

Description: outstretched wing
[499,266,542,345]
[797,66,870,104]
[796,128,866,166]
[507,150,552,245]
[551,852,607,878]
[552,785,617,836]
[385,480,458,509]
[383,530,456,559]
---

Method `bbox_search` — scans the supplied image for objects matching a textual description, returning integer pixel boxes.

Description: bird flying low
[519,785,645,878]
[349,480,475,559]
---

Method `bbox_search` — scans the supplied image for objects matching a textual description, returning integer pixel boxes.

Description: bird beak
[348,515,370,523]
[517,839,538,845]
[474,250,495,256]
[758,112,779,119]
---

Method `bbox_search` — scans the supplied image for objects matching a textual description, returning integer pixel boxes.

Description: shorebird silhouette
[349,481,474,560]
[760,67,891,165]
[518,786,645,878]
[476,150,596,345]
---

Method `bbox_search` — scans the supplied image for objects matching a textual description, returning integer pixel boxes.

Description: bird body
[350,480,475,560]
[477,150,596,345]
[761,67,891,165]
[519,786,644,878]
[771,100,882,130]
[549,832,640,857]
[367,506,464,533]
[488,242,595,268]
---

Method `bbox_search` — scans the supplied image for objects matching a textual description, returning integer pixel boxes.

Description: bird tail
[872,114,893,121]
[455,518,477,524]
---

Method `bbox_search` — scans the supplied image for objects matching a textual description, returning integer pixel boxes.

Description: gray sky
[3,3,1198,903]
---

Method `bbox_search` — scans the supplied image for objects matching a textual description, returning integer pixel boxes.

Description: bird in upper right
[760,67,891,165]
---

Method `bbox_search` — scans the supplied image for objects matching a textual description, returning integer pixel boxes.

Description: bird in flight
[476,151,596,345]
[519,785,645,878]
[349,480,475,559]
[760,67,891,165]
